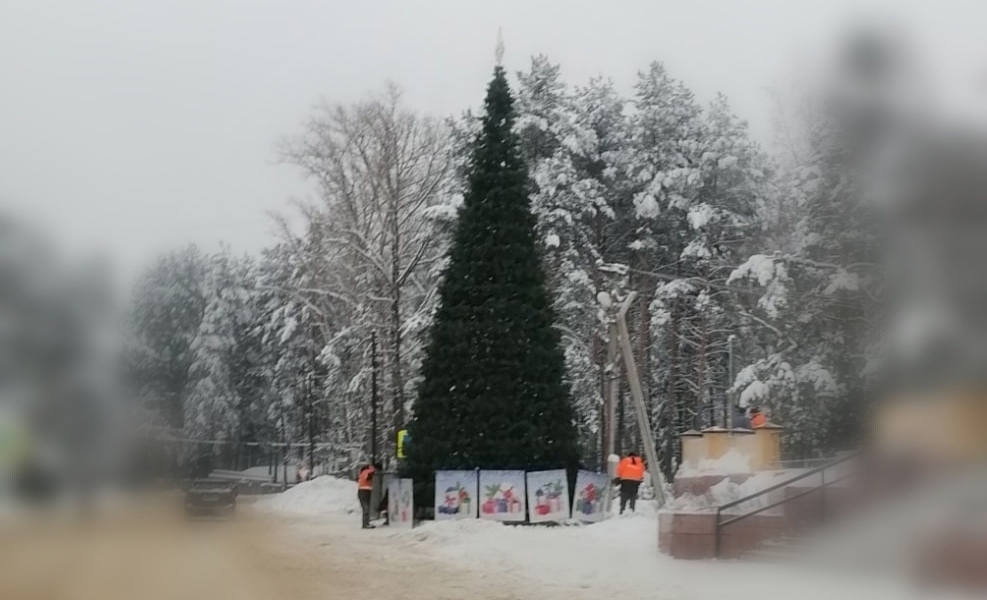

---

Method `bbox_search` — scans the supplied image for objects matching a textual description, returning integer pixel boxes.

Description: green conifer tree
[406,67,580,488]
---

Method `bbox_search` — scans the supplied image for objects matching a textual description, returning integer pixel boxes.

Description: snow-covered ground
[392,512,940,600]
[666,469,793,514]
[239,466,277,479]
[676,448,755,476]
[255,475,358,516]
[259,475,968,600]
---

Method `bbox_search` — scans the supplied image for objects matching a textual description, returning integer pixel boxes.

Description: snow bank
[256,475,358,516]
[239,466,274,478]
[666,470,791,514]
[677,448,753,477]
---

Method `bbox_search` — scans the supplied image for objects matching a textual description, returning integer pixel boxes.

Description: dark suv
[184,479,237,519]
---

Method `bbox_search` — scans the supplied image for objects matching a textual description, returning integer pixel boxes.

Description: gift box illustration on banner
[534,479,565,516]
[438,483,472,515]
[482,483,521,514]
[577,482,600,515]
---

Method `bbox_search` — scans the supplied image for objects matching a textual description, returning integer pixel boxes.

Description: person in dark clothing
[357,463,378,529]
[616,452,645,514]
[732,406,752,429]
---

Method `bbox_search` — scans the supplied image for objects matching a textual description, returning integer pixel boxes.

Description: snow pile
[239,466,275,478]
[256,475,358,516]
[677,448,753,476]
[666,470,790,514]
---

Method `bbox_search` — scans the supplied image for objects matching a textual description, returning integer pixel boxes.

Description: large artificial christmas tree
[406,66,580,487]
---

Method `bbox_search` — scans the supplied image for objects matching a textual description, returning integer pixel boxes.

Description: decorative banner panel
[388,477,414,528]
[573,470,610,522]
[434,470,478,520]
[478,470,526,522]
[525,469,570,523]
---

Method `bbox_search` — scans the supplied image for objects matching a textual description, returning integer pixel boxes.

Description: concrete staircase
[734,463,987,592]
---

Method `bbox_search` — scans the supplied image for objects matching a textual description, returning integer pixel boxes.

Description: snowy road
[0,502,565,600]
[0,486,963,600]
[278,513,579,600]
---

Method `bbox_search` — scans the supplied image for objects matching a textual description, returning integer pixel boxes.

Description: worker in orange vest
[750,406,767,428]
[616,452,645,514]
[357,462,380,529]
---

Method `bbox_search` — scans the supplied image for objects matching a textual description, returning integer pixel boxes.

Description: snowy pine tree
[129,246,208,430]
[184,249,262,452]
[516,60,633,465]
[729,101,878,457]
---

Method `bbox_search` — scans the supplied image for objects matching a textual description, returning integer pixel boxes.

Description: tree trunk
[697,301,708,428]
[390,283,405,458]
[616,378,626,456]
[665,296,682,476]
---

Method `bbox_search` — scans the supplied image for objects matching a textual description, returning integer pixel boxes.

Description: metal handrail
[775,456,837,470]
[718,451,858,513]
[717,471,852,529]
[714,450,860,557]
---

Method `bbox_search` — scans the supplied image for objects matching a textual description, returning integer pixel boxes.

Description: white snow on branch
[739,380,769,407]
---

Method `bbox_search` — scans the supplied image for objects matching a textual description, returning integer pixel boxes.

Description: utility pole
[615,292,666,507]
[605,323,621,475]
[604,324,619,464]
[603,323,620,460]
[370,330,379,465]
[598,292,620,471]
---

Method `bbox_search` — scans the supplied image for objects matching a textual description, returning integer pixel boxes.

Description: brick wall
[658,511,788,559]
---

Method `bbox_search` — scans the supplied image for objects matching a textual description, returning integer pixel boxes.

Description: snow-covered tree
[122,56,883,476]
[516,58,635,465]
[623,63,706,475]
[278,84,455,460]
[729,100,879,457]
[650,93,766,447]
[129,246,208,429]
[184,249,264,453]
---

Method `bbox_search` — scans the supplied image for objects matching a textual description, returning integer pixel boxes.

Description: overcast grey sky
[2,0,985,285]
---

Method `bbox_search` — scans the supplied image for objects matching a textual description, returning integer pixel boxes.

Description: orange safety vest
[617,456,645,481]
[358,466,375,490]
[751,413,767,427]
